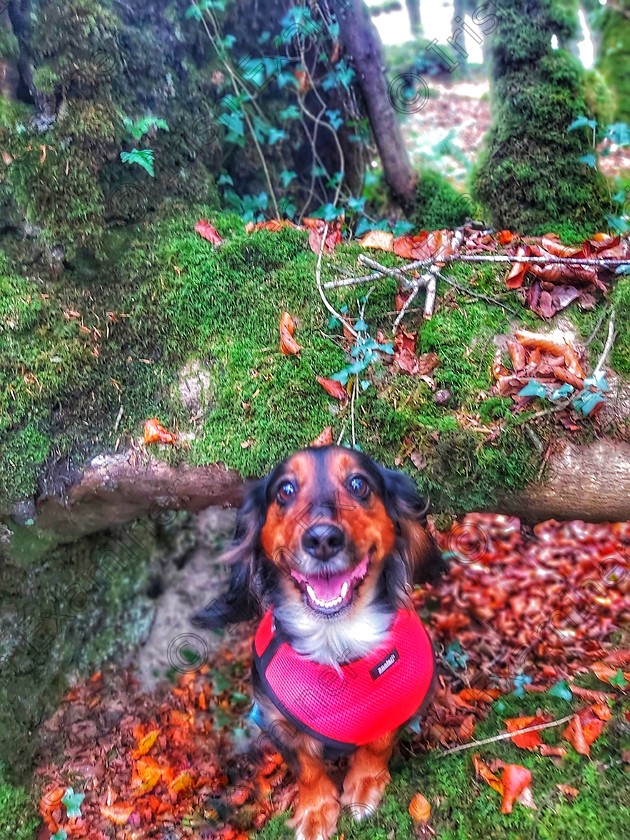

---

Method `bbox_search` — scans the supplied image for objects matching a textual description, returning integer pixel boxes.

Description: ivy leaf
[612,190,627,204]
[550,382,574,401]
[354,318,368,332]
[120,148,154,176]
[327,314,341,329]
[279,105,300,120]
[444,640,469,670]
[326,109,344,130]
[62,787,85,819]
[605,122,630,146]
[311,164,327,178]
[548,680,573,702]
[616,262,630,274]
[219,111,245,138]
[511,674,532,698]
[280,170,297,188]
[51,832,68,840]
[578,153,597,168]
[572,390,605,416]
[567,115,597,132]
[267,128,286,144]
[185,4,203,21]
[582,370,609,392]
[518,380,548,398]
[218,34,236,49]
[393,219,415,236]
[330,368,350,386]
[609,669,628,688]
[217,173,233,186]
[607,214,629,234]
[347,196,365,214]
[354,217,371,236]
[360,379,370,391]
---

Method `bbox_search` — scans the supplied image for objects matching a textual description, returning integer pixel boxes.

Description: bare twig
[350,374,357,449]
[315,222,358,339]
[593,310,616,376]
[325,252,630,290]
[440,714,574,756]
[392,282,422,332]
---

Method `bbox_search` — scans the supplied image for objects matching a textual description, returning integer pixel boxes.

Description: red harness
[253,608,435,752]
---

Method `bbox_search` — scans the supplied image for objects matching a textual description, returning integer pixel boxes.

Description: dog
[193,445,445,840]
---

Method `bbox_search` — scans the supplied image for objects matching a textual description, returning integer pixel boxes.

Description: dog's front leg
[340,730,396,821]
[286,740,340,840]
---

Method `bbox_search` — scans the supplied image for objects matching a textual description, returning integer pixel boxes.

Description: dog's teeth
[340,581,349,598]
[306,584,317,602]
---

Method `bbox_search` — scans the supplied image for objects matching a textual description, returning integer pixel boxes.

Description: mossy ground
[258,691,630,840]
[2,208,628,517]
[0,764,39,840]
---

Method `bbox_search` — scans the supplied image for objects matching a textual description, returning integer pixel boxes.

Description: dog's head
[194,446,445,629]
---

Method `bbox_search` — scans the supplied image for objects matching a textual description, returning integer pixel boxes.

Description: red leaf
[504,716,546,750]
[143,419,176,445]
[308,220,342,254]
[195,220,223,245]
[501,764,532,814]
[316,376,348,402]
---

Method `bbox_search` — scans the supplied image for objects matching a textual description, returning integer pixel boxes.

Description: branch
[439,714,574,756]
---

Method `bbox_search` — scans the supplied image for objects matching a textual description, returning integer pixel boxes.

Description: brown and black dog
[193,445,445,840]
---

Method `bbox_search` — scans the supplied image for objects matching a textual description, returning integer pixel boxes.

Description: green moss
[583,68,616,127]
[413,170,470,230]
[0,765,39,840]
[611,276,630,376]
[474,1,610,234]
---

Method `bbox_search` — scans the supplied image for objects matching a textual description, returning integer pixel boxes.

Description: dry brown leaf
[472,754,503,794]
[358,230,394,252]
[409,792,431,823]
[310,426,334,447]
[279,311,302,356]
[316,376,349,402]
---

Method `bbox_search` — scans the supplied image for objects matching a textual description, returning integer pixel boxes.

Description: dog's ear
[379,466,447,587]
[191,477,270,629]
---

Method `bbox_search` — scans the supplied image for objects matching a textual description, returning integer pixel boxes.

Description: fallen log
[12,437,630,546]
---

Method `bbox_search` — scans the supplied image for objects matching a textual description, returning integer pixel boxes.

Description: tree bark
[330,0,417,211]
[10,437,630,547]
[405,0,422,36]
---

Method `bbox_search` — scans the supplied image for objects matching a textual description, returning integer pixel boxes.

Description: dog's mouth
[290,554,371,615]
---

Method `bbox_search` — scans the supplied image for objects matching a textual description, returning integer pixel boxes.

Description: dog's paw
[340,768,390,822]
[286,796,340,840]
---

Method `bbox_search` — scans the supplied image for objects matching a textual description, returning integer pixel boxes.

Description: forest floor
[20,515,630,840]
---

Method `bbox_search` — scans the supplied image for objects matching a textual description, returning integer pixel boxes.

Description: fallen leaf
[316,376,349,402]
[472,754,503,794]
[308,220,342,255]
[195,220,223,245]
[100,802,134,825]
[557,784,579,799]
[501,764,532,814]
[143,419,176,445]
[591,661,629,686]
[460,687,501,703]
[279,311,301,356]
[504,716,547,750]
[310,426,334,447]
[562,714,590,756]
[539,744,567,757]
[408,792,431,823]
[359,230,394,252]
[132,728,160,758]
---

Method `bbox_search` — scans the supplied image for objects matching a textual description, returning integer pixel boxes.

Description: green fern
[120,148,155,176]
[122,116,169,141]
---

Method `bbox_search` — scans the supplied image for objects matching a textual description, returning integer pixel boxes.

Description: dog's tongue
[308,572,349,601]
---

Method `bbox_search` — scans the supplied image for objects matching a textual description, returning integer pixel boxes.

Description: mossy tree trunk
[474,0,610,236]
[330,0,417,211]
[595,0,630,125]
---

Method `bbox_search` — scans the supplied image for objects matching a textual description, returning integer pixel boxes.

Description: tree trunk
[11,437,630,548]
[451,0,469,77]
[405,0,422,36]
[330,0,417,211]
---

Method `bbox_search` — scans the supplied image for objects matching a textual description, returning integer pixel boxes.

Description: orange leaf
[563,715,590,756]
[100,802,134,825]
[245,219,299,233]
[557,784,579,799]
[143,419,176,445]
[169,769,196,796]
[279,311,301,356]
[539,744,567,757]
[310,426,334,447]
[132,728,160,758]
[497,230,514,245]
[506,247,530,288]
[408,792,431,823]
[358,230,394,252]
[316,376,349,402]
[195,219,223,245]
[504,716,546,750]
[459,687,501,703]
[472,754,503,794]
[591,661,629,685]
[501,764,532,814]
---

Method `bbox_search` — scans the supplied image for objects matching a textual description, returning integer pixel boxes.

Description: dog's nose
[302,523,345,561]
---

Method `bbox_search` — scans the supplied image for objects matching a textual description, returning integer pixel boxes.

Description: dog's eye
[277,480,297,504]
[347,474,371,500]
